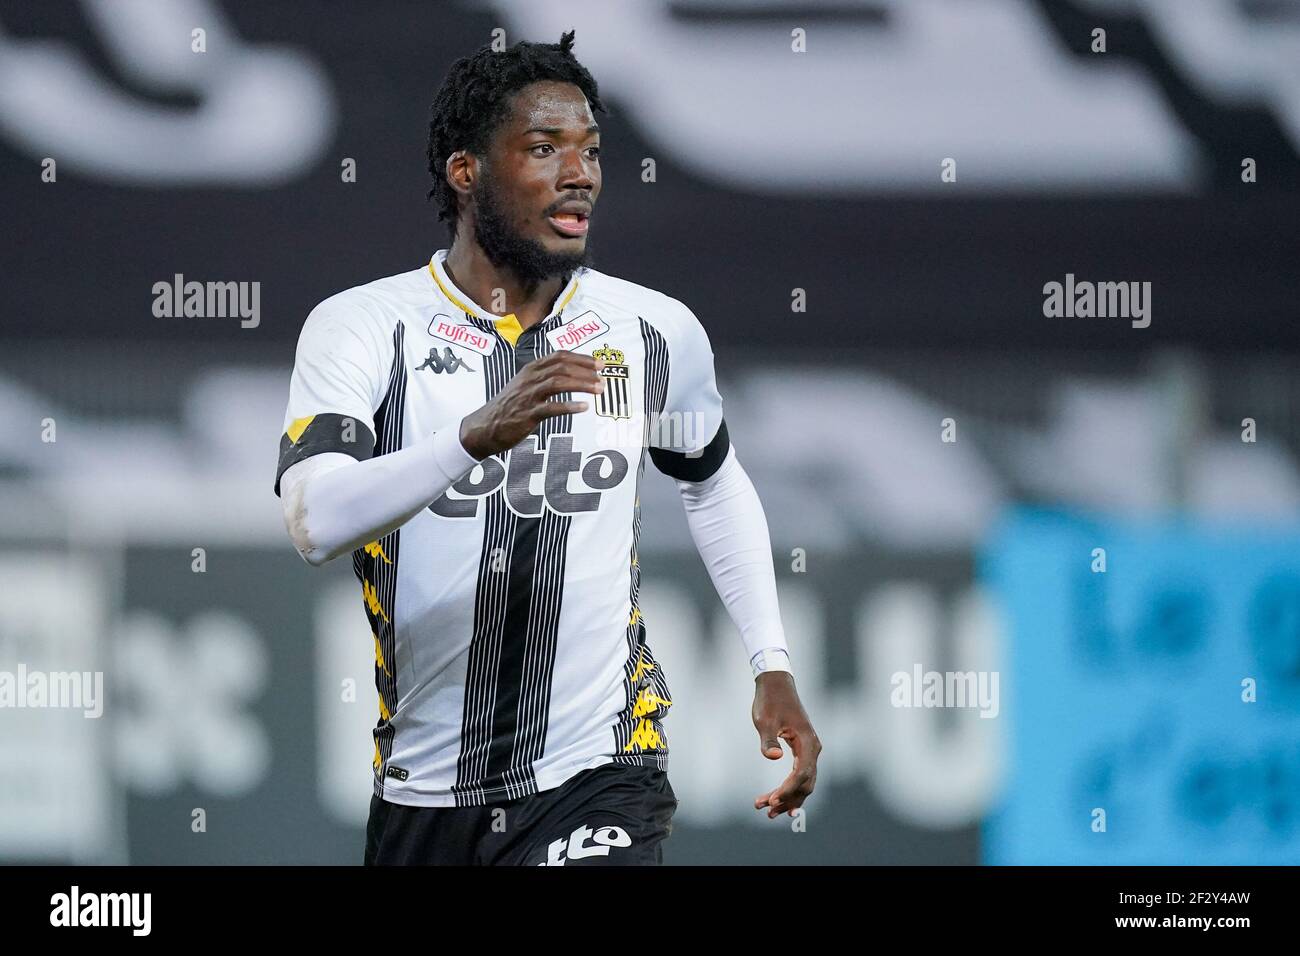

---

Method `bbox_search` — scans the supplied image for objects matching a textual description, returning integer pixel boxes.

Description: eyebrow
[523,124,601,135]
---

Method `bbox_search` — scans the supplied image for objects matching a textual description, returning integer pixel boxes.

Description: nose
[557,146,596,193]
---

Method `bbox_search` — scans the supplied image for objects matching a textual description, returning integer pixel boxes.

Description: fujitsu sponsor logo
[546,310,608,351]
[428,314,495,355]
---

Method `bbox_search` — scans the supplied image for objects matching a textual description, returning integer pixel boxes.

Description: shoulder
[301,265,431,342]
[576,267,706,344]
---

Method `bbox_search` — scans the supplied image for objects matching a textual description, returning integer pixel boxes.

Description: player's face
[479,80,601,260]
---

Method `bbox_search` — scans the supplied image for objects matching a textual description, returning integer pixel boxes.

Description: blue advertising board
[982,508,1300,864]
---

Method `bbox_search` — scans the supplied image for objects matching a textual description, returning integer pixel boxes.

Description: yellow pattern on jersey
[363,579,389,622]
[630,649,654,684]
[631,688,671,719]
[624,719,665,752]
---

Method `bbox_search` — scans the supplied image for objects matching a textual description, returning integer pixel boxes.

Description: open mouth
[547,211,590,238]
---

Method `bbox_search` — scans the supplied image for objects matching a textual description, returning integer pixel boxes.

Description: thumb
[758,728,784,760]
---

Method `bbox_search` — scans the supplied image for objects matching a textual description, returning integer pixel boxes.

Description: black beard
[473,172,591,284]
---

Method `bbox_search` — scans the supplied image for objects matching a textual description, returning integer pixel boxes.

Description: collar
[427,249,581,347]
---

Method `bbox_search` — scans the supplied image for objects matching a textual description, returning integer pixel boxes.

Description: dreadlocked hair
[426,30,604,236]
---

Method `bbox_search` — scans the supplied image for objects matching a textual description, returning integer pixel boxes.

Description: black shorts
[364,763,678,866]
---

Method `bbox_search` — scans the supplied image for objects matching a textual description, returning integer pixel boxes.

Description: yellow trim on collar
[428,260,477,317]
[557,281,579,312]
[427,256,580,335]
[493,313,524,346]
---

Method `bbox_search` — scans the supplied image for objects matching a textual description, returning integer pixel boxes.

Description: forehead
[497,80,595,135]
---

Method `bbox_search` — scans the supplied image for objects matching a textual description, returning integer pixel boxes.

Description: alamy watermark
[0,663,103,718]
[50,886,150,936]
[890,664,999,718]
[591,409,711,457]
[152,273,260,328]
[1042,273,1151,328]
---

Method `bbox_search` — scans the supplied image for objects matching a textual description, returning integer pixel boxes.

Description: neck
[445,235,568,332]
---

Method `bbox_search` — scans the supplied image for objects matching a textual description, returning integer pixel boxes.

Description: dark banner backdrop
[3,0,1298,352]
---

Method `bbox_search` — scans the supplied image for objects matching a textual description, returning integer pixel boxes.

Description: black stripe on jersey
[274,413,376,497]
[365,322,407,798]
[453,314,575,806]
[453,316,521,805]
[649,418,731,482]
[499,328,573,799]
[611,318,674,767]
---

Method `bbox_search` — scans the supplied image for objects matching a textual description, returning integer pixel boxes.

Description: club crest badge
[592,343,631,420]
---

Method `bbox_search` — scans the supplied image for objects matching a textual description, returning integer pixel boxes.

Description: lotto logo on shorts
[538,824,632,866]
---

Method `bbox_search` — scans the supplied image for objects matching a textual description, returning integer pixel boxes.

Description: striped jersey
[275,249,725,806]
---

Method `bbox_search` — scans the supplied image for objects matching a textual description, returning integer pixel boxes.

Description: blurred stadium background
[2,0,1298,864]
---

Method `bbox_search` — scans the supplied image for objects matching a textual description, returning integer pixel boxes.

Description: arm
[665,438,822,819]
[279,430,477,566]
[644,297,820,818]
[278,321,603,567]
[670,442,792,677]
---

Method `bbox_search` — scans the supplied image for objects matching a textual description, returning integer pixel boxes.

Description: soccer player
[275,31,820,866]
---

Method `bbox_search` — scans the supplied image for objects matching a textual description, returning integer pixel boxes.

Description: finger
[556,377,606,396]
[766,734,817,805]
[753,783,795,805]
[534,385,602,407]
[768,768,803,807]
[752,730,806,814]
[758,789,801,819]
[536,351,602,372]
[535,400,591,420]
[754,792,792,819]
[753,782,795,810]
[757,728,784,760]
[535,374,605,398]
[787,727,823,775]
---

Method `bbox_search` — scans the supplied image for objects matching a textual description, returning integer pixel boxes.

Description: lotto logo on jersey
[428,314,496,355]
[537,823,632,866]
[546,310,608,351]
[429,434,629,518]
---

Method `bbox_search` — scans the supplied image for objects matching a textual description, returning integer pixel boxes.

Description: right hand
[459,351,605,460]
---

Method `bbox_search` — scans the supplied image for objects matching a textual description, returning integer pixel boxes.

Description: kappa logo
[538,823,632,866]
[546,310,609,351]
[416,346,475,374]
[428,314,496,356]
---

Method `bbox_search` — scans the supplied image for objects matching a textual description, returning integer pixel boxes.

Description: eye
[530,143,555,156]
[586,146,601,159]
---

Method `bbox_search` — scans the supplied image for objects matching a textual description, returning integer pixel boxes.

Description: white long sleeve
[674,445,792,677]
[280,425,479,567]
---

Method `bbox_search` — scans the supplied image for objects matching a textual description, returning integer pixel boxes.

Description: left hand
[751,671,821,819]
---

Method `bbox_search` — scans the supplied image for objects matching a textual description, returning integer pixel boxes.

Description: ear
[445,150,477,198]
